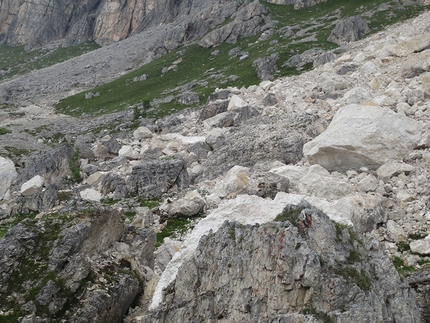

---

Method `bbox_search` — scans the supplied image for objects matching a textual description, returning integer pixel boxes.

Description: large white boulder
[20,175,44,197]
[161,191,205,217]
[388,34,430,57]
[86,171,107,186]
[118,145,139,160]
[80,188,102,202]
[215,165,250,198]
[410,237,430,255]
[270,164,352,200]
[303,104,423,171]
[133,126,153,140]
[297,165,353,200]
[227,95,246,112]
[0,157,17,200]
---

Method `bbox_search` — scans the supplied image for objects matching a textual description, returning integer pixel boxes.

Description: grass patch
[0,127,11,135]
[396,241,410,252]
[336,266,372,291]
[0,212,37,239]
[156,215,198,248]
[101,197,120,206]
[347,249,361,263]
[409,233,427,240]
[53,0,430,119]
[0,41,100,81]
[124,211,137,220]
[68,149,82,183]
[4,146,32,158]
[392,256,415,275]
[274,205,302,224]
[137,197,161,209]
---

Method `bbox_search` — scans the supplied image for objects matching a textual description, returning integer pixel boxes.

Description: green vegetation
[392,256,415,275]
[124,211,137,220]
[0,41,100,81]
[69,149,82,183]
[301,308,334,323]
[347,249,361,263]
[156,215,198,248]
[336,266,372,291]
[274,207,302,224]
[53,0,429,119]
[137,197,161,209]
[333,221,363,246]
[102,197,120,206]
[4,146,32,158]
[245,299,252,313]
[409,233,427,240]
[0,127,11,135]
[396,241,410,252]
[0,212,37,239]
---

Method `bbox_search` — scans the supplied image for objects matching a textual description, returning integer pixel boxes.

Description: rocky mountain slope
[1,0,430,322]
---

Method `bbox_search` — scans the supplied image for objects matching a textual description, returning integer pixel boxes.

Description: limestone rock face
[16,144,74,185]
[327,16,371,45]
[128,159,189,199]
[303,104,423,172]
[0,0,241,48]
[143,201,421,322]
[0,157,17,200]
[198,1,268,48]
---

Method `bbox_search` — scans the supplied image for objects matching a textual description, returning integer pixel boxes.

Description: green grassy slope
[0,41,100,81]
[31,1,430,119]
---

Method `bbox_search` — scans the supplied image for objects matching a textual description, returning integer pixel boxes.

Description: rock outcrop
[0,156,17,200]
[303,104,423,172]
[327,16,371,45]
[0,0,268,49]
[142,201,420,322]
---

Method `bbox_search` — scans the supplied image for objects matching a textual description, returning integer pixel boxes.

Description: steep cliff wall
[0,0,246,49]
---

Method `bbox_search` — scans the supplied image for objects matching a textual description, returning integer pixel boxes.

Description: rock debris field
[2,7,430,323]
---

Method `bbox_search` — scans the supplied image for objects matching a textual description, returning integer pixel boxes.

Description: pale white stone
[358,174,378,192]
[298,171,353,200]
[227,95,246,112]
[205,128,225,148]
[203,112,234,129]
[303,104,423,171]
[133,126,153,140]
[410,238,430,255]
[386,220,407,242]
[164,191,205,216]
[389,34,430,57]
[118,145,139,159]
[396,190,415,203]
[361,61,378,76]
[86,171,107,186]
[160,133,206,145]
[20,175,44,197]
[376,162,414,181]
[80,188,102,202]
[269,165,307,190]
[0,157,17,200]
[259,81,273,91]
[216,165,250,197]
